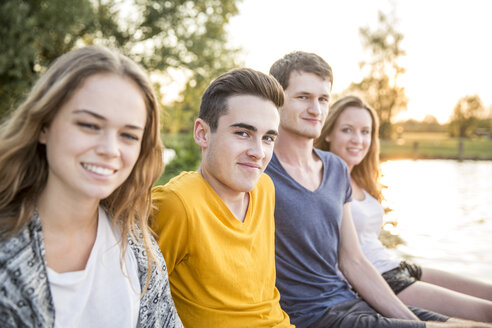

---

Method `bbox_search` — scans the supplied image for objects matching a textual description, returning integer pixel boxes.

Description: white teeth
[82,163,114,176]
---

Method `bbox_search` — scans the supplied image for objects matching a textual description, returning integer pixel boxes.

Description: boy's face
[196,94,279,198]
[280,70,331,140]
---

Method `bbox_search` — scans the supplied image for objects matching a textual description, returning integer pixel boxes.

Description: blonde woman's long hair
[0,46,164,278]
[315,95,382,202]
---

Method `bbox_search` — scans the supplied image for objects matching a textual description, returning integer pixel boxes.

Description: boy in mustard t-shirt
[152,68,293,327]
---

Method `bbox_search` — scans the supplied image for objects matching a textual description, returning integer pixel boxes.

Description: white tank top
[47,207,141,328]
[350,190,400,274]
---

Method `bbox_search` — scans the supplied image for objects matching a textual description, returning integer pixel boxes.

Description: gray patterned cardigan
[0,213,183,328]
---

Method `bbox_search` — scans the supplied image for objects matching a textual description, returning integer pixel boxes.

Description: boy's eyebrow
[73,109,144,130]
[231,122,278,136]
[230,122,257,132]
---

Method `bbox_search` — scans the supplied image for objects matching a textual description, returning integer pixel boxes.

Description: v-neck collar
[271,148,327,194]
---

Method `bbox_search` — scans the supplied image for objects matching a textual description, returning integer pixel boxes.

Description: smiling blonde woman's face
[39,73,147,202]
[326,106,373,171]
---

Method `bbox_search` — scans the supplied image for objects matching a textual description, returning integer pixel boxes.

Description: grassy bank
[380,132,492,160]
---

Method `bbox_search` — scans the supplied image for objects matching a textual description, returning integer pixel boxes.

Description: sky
[226,0,492,123]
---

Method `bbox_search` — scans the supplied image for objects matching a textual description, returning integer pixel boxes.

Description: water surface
[380,160,492,283]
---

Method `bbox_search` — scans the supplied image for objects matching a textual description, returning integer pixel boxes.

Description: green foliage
[0,0,96,118]
[163,79,204,134]
[0,0,241,120]
[155,133,201,186]
[448,95,485,138]
[345,9,407,139]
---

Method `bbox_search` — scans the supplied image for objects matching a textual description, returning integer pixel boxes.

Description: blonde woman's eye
[122,133,139,141]
[77,122,99,130]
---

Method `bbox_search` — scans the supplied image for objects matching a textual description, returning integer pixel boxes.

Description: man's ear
[194,118,210,149]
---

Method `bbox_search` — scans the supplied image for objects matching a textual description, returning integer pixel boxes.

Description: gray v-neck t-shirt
[265,148,354,327]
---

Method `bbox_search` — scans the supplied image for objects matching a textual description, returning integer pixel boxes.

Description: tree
[422,114,439,125]
[449,95,485,137]
[0,0,97,118]
[345,9,407,139]
[0,0,241,121]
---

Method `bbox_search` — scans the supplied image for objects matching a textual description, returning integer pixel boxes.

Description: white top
[351,190,400,274]
[47,207,141,328]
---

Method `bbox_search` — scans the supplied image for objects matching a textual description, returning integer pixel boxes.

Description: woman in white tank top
[0,46,182,327]
[315,95,492,322]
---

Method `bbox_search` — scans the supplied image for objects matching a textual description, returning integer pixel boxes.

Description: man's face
[280,71,331,139]
[196,94,279,199]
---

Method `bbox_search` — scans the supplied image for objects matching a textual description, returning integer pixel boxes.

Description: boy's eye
[263,135,276,143]
[235,131,249,137]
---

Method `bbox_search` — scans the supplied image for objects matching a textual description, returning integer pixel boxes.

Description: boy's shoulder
[152,171,202,196]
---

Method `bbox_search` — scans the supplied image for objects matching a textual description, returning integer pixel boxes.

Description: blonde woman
[0,46,182,327]
[315,95,492,322]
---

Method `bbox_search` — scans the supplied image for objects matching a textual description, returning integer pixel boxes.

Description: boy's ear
[194,118,210,149]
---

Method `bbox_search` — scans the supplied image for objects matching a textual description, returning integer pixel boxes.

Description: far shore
[380,132,492,161]
[380,154,492,161]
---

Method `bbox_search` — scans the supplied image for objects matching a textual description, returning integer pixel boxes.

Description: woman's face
[326,106,372,171]
[39,73,147,202]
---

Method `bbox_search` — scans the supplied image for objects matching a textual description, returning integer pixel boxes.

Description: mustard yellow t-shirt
[152,171,292,328]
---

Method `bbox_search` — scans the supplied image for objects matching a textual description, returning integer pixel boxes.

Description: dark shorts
[309,298,448,328]
[382,261,423,294]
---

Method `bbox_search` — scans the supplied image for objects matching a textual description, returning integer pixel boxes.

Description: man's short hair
[199,68,285,132]
[269,51,333,90]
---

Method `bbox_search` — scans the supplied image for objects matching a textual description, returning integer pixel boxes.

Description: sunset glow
[228,0,492,123]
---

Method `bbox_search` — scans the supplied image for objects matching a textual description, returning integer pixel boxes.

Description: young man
[152,68,293,327]
[265,51,492,328]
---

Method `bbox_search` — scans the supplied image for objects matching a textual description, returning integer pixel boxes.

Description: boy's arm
[338,203,419,320]
[151,186,189,275]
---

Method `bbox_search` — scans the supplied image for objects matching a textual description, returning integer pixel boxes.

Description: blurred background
[1,0,490,281]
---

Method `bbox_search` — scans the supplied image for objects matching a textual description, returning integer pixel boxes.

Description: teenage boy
[265,51,492,328]
[152,68,292,327]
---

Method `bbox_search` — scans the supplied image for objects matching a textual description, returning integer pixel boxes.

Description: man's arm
[337,203,419,320]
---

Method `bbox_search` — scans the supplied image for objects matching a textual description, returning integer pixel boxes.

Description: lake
[380,159,492,284]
